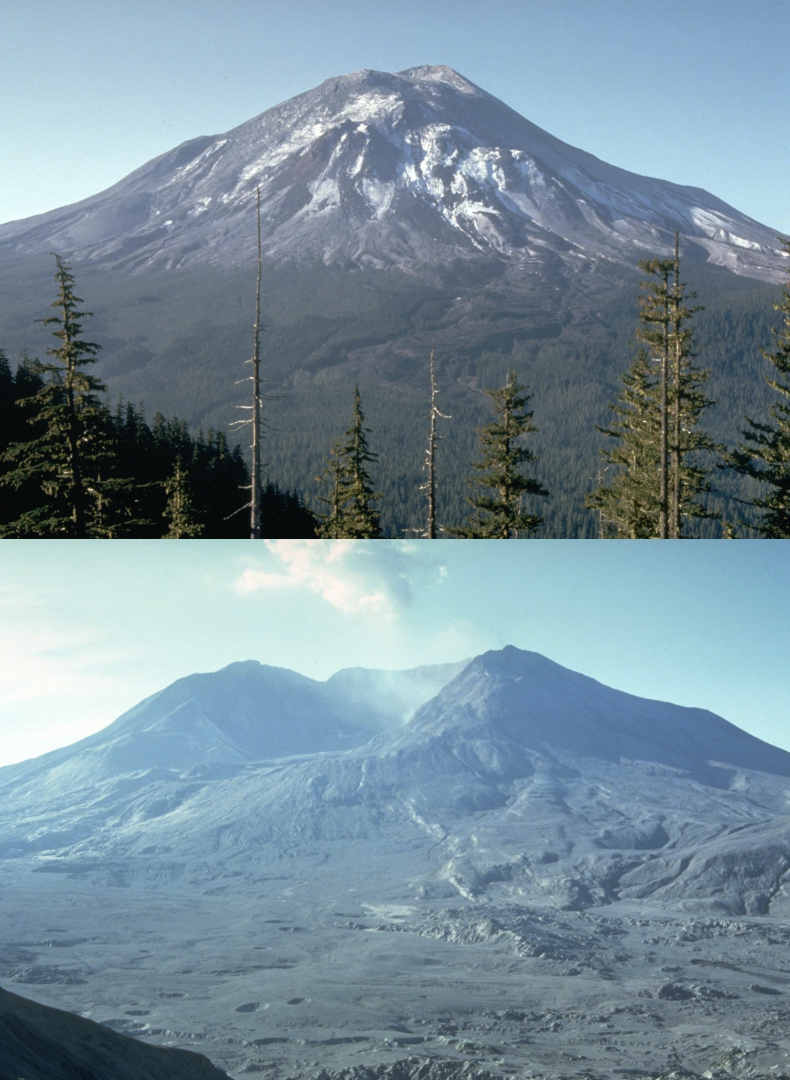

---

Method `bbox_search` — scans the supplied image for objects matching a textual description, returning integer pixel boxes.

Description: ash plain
[5,847,790,1079]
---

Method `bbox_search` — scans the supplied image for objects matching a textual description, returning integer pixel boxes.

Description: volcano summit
[0,66,786,280]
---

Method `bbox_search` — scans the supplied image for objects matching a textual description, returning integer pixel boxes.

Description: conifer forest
[1,239,789,539]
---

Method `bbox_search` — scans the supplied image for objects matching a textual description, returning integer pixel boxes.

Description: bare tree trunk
[250,186,263,540]
[426,349,437,538]
[659,270,669,540]
[228,188,267,531]
[422,349,450,538]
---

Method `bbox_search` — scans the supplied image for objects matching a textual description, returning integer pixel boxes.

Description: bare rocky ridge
[0,659,463,795]
[3,647,790,1078]
[2,648,790,906]
[0,66,786,281]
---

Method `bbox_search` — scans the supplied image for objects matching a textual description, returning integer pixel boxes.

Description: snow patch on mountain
[0,66,785,280]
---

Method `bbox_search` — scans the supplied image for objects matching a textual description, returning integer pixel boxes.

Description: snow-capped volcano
[0,66,785,279]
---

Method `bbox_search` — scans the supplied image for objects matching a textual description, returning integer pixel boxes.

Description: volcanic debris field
[2,648,790,1078]
[4,869,790,1080]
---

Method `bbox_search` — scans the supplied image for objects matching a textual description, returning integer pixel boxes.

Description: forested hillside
[0,254,783,537]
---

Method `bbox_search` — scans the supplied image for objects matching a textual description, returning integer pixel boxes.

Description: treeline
[0,260,315,538]
[300,236,790,539]
[2,242,789,539]
[0,358,316,537]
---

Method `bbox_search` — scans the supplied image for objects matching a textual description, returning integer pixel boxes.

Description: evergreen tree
[664,235,719,536]
[0,358,315,539]
[635,256,673,537]
[586,348,662,538]
[588,246,717,537]
[260,482,317,538]
[666,240,719,535]
[316,387,381,538]
[87,428,150,538]
[316,436,349,538]
[162,459,204,538]
[0,348,14,459]
[12,350,45,403]
[0,352,45,532]
[453,369,547,538]
[0,348,12,418]
[727,238,790,536]
[0,349,16,521]
[0,256,130,536]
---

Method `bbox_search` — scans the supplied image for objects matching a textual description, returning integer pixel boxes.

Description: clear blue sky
[1,0,789,233]
[0,539,788,768]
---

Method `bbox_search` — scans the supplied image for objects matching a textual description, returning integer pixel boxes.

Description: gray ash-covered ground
[3,862,790,1080]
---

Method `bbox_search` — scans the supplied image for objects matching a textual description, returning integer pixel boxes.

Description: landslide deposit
[2,647,789,1079]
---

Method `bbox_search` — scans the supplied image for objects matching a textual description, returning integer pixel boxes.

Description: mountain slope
[4,648,790,1079]
[1,68,786,538]
[0,66,785,281]
[0,659,461,803]
[0,984,230,1080]
[388,646,790,780]
[3,647,790,915]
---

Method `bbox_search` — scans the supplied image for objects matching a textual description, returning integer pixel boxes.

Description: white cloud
[0,622,135,707]
[233,540,443,617]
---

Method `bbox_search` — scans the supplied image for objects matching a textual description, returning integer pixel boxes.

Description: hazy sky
[1,539,788,768]
[2,0,789,233]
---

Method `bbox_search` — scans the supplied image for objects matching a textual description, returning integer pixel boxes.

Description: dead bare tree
[230,186,265,537]
[421,348,451,538]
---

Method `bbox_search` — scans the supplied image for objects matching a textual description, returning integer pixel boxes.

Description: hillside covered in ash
[2,647,790,1078]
